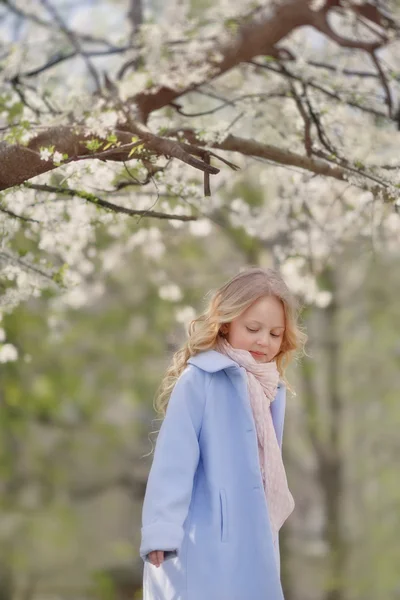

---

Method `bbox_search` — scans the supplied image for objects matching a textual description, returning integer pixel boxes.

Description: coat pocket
[219,488,229,543]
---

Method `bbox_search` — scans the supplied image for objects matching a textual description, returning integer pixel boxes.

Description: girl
[140,267,306,600]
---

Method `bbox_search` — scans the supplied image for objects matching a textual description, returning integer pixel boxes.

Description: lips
[250,351,265,358]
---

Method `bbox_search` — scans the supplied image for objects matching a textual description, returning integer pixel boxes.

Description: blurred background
[1,1,400,599]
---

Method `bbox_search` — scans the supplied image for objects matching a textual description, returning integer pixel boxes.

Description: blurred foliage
[1,213,400,599]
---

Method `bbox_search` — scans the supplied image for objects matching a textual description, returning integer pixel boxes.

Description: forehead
[241,295,285,326]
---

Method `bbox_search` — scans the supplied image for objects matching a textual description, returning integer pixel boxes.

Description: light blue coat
[140,350,288,600]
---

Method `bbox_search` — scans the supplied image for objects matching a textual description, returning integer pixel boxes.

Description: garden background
[0,1,399,599]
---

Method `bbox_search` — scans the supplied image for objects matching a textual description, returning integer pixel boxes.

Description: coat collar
[188,349,283,389]
[187,350,240,373]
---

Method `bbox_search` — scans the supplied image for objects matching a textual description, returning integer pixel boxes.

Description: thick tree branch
[0,0,398,200]
[0,127,90,190]
[0,126,219,191]
[170,130,396,201]
[311,2,387,52]
[132,0,398,122]
[133,0,314,122]
[214,133,347,178]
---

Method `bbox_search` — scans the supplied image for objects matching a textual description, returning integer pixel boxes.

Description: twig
[14,46,133,80]
[283,72,312,157]
[249,60,388,120]
[0,205,40,223]
[2,0,113,46]
[370,50,393,118]
[23,182,197,221]
[38,0,102,92]
[0,251,53,281]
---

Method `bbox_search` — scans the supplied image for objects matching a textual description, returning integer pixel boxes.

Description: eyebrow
[248,320,285,329]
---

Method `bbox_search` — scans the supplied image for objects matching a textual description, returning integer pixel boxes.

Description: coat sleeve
[139,365,207,562]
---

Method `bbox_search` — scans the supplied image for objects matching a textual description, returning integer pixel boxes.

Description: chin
[256,355,272,363]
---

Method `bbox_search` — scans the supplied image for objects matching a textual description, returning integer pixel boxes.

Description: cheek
[228,326,251,348]
[272,337,283,353]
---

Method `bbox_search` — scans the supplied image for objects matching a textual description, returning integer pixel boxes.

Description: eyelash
[246,327,280,337]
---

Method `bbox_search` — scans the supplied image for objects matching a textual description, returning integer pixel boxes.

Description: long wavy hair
[154,267,307,416]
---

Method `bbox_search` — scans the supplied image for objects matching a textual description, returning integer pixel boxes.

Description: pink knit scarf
[215,337,295,539]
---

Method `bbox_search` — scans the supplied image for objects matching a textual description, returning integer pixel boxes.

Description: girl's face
[222,295,285,363]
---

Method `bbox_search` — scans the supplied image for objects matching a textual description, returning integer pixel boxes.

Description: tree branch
[250,60,389,120]
[128,0,143,44]
[370,50,393,118]
[198,132,345,177]
[0,250,54,280]
[0,204,39,224]
[12,46,133,80]
[170,130,396,201]
[280,68,313,157]
[0,0,398,201]
[38,0,102,92]
[2,0,114,46]
[0,125,219,192]
[24,183,197,221]
[132,0,314,122]
[131,0,398,123]
[311,2,387,52]
[306,60,379,79]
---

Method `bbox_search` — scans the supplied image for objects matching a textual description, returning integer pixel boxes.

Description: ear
[220,323,229,336]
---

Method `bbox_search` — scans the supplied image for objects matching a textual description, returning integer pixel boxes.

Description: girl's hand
[148,550,165,568]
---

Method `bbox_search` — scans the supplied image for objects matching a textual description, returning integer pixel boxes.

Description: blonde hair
[154,267,307,416]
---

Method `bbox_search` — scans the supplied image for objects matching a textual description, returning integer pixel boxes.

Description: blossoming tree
[1,0,400,327]
[1,4,400,598]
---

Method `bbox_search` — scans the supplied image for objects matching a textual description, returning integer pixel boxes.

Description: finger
[156,550,164,565]
[148,552,158,566]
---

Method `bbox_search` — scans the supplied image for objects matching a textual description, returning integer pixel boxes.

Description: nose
[256,332,269,348]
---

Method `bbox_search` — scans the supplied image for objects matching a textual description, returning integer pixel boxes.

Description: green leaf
[224,18,238,34]
[85,139,102,152]
[52,263,69,287]
[128,143,144,157]
[7,101,24,122]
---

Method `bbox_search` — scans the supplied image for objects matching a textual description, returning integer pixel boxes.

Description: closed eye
[246,327,281,337]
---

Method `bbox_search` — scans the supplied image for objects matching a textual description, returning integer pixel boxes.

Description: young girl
[140,267,306,600]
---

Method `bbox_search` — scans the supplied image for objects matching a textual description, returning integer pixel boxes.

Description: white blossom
[315,291,333,308]
[175,305,196,326]
[158,283,183,302]
[189,219,213,237]
[40,148,52,161]
[0,0,399,323]
[53,151,63,164]
[0,343,18,363]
